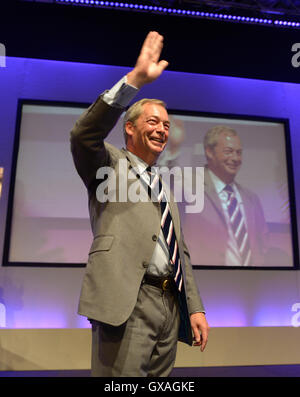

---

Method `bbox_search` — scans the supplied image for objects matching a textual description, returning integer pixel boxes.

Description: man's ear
[125,121,135,138]
[205,146,214,161]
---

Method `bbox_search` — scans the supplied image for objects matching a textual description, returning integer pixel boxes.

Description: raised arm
[70,31,168,189]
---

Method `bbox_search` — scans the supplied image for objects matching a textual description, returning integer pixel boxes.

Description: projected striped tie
[225,185,251,266]
[147,167,183,291]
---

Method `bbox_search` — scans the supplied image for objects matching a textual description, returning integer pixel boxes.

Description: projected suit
[70,31,209,377]
[185,167,268,267]
[184,124,268,267]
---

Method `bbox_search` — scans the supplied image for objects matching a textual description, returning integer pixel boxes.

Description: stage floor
[0,365,300,377]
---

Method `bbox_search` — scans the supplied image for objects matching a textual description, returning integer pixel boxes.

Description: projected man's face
[206,132,242,184]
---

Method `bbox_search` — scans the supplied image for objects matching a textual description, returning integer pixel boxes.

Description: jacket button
[152,234,157,242]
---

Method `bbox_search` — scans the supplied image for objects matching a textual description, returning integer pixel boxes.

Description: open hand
[127,31,169,89]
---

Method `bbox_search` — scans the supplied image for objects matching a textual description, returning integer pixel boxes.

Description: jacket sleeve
[182,235,206,314]
[70,95,124,190]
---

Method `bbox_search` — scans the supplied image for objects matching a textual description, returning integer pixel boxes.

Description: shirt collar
[207,168,234,194]
[126,150,152,175]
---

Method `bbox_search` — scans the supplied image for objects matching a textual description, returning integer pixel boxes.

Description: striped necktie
[224,185,251,266]
[147,167,183,291]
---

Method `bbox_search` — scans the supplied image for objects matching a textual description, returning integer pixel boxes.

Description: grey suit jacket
[185,167,268,267]
[70,95,205,345]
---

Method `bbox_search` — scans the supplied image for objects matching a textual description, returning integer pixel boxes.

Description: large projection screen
[3,100,299,269]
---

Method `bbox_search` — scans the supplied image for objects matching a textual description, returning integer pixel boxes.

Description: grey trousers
[90,282,180,377]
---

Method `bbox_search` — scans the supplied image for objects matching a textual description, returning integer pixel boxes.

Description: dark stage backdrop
[1,0,300,84]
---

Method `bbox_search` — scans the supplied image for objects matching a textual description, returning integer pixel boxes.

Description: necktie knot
[146,166,158,183]
[224,185,234,202]
[224,184,234,193]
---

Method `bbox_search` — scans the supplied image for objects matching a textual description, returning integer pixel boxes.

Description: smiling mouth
[150,137,165,144]
[226,164,240,171]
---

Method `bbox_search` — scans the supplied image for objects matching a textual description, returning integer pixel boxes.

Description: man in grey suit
[185,125,268,267]
[70,31,209,377]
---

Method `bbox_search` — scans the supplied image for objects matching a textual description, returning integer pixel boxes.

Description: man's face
[126,103,170,164]
[206,132,242,183]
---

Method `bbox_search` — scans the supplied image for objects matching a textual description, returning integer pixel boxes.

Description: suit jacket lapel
[122,148,138,174]
[121,148,146,189]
